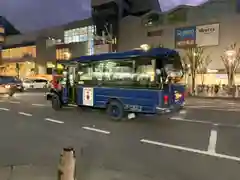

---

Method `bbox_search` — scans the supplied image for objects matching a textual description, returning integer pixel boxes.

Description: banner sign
[82,87,94,106]
[175,26,196,48]
[196,23,219,47]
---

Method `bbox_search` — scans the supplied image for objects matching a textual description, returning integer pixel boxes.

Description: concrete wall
[68,42,88,58]
[4,25,64,46]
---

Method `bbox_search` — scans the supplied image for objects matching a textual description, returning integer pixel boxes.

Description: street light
[140,44,150,51]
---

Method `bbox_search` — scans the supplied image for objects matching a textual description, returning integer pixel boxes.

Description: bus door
[61,65,77,104]
[67,65,77,103]
[61,69,69,104]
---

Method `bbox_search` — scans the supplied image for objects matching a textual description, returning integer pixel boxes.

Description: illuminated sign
[175,26,196,48]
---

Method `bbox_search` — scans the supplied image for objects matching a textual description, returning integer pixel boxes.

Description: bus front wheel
[107,100,125,121]
[52,94,62,111]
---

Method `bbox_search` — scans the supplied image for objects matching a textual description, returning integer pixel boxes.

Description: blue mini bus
[47,46,185,121]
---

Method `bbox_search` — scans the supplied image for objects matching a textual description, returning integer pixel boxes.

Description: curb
[187,96,240,101]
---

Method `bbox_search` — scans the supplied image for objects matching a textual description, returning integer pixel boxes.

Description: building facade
[3,0,240,84]
[0,18,96,78]
[0,0,162,79]
[118,0,240,85]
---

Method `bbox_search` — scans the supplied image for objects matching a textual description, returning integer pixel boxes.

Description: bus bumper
[156,103,184,114]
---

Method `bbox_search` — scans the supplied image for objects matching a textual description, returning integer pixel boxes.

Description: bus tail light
[164,95,169,105]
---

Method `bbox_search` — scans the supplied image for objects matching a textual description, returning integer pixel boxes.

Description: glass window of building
[64,25,96,55]
[2,46,36,59]
[64,25,96,44]
[56,48,70,60]
[0,36,4,43]
[0,27,4,34]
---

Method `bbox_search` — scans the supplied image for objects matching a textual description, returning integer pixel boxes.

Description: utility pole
[58,147,76,180]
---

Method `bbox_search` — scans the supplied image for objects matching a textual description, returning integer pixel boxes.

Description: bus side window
[91,59,134,87]
[77,63,93,84]
[134,57,154,87]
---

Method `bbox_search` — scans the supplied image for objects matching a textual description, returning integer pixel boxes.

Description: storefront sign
[196,23,219,46]
[175,26,196,48]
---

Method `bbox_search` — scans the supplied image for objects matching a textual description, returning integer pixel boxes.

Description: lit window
[0,27,4,34]
[0,36,4,42]
[63,25,96,44]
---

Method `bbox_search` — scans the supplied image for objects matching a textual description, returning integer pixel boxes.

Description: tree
[185,47,210,95]
[221,43,240,87]
[198,55,211,86]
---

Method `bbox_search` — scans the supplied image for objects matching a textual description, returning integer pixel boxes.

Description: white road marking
[170,117,239,128]
[170,117,212,125]
[14,93,45,97]
[69,104,78,107]
[45,118,64,124]
[9,101,20,104]
[186,105,216,108]
[179,110,187,114]
[140,139,240,162]
[32,104,46,107]
[82,126,110,134]
[18,112,32,116]
[208,129,218,153]
[0,108,10,111]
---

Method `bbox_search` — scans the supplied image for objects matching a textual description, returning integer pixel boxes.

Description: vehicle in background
[0,76,18,96]
[23,78,49,89]
[47,46,185,121]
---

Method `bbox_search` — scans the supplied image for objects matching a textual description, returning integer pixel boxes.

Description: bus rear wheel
[52,94,62,111]
[107,100,125,121]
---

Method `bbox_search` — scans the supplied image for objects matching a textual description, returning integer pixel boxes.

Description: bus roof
[70,47,178,63]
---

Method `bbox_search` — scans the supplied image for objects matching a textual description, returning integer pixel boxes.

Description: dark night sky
[0,0,207,32]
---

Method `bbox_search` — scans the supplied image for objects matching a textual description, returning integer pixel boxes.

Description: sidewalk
[0,165,56,180]
[188,95,240,101]
[0,164,155,180]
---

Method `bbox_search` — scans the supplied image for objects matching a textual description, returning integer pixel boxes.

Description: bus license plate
[128,113,136,119]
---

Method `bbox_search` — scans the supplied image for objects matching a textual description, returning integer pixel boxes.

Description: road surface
[0,93,239,179]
